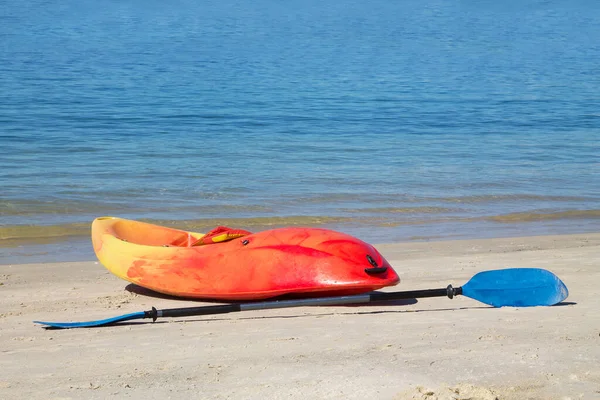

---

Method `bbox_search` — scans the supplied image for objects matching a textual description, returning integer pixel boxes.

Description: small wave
[435,194,595,204]
[0,222,91,247]
[487,209,600,223]
[0,200,274,217]
[344,206,458,214]
[353,209,600,227]
[0,216,357,246]
[0,201,122,216]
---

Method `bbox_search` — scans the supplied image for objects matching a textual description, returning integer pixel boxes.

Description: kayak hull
[92,217,400,300]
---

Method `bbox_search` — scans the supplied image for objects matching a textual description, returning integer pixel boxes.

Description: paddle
[34,268,568,329]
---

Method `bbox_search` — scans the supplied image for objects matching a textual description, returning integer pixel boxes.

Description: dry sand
[1,233,599,399]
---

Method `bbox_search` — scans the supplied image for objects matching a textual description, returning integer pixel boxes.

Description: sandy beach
[1,232,599,400]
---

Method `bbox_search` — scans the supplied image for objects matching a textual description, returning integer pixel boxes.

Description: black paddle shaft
[142,285,463,322]
[370,285,463,302]
[144,304,241,321]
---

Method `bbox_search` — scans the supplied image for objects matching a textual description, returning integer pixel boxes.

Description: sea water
[1,0,599,262]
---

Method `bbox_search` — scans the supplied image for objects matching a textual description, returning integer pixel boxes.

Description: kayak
[91,217,400,300]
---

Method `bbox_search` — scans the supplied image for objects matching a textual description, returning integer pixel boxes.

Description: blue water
[1,0,599,262]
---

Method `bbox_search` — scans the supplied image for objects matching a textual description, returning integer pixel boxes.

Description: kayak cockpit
[96,217,204,247]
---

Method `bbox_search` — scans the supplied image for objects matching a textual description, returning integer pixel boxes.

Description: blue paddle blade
[34,311,146,329]
[462,268,568,307]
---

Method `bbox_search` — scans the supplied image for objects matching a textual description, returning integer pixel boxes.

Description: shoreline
[2,232,599,399]
[2,218,599,265]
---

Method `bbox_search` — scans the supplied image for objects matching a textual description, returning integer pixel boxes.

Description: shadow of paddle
[345,298,417,307]
[553,301,577,307]
[168,305,493,325]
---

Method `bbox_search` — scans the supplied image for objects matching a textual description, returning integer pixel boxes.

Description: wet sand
[1,233,599,399]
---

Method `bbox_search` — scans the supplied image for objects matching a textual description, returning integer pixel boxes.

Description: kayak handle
[364,266,388,274]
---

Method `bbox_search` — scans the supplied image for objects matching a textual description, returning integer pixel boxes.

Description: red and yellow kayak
[92,217,400,300]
